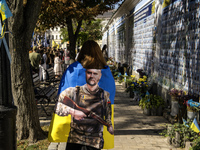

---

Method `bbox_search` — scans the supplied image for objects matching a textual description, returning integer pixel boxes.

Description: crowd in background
[29,45,71,81]
[28,43,129,82]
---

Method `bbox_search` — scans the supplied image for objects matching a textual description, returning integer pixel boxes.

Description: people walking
[39,49,47,81]
[29,46,41,74]
[102,44,108,62]
[54,52,62,78]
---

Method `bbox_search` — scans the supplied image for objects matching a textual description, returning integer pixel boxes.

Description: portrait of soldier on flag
[55,69,113,149]
[48,40,115,150]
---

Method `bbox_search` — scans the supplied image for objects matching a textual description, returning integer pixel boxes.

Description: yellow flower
[143,75,147,79]
[131,84,134,87]
[139,78,143,82]
[131,75,135,78]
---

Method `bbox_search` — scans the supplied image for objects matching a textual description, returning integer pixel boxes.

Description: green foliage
[17,126,50,150]
[37,0,122,58]
[149,94,165,109]
[118,75,126,83]
[60,19,103,46]
[190,137,200,150]
[160,122,200,148]
[113,71,120,79]
[37,0,121,31]
[60,27,69,43]
[125,75,136,87]
[139,94,164,109]
[115,74,128,84]
[78,19,103,45]
[187,106,200,112]
[139,95,151,109]
[125,75,148,96]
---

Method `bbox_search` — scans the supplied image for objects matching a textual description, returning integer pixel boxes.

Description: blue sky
[114,0,124,9]
[114,0,147,10]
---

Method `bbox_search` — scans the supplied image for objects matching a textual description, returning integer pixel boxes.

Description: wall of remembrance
[103,0,200,96]
[133,0,155,75]
[158,0,200,96]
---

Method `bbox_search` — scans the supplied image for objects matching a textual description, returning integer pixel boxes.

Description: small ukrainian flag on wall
[0,0,12,21]
[190,118,200,133]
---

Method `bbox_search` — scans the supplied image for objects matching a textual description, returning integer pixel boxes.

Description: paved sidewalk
[110,82,181,150]
[47,82,182,150]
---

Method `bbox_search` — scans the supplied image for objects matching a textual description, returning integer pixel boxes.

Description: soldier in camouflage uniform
[55,69,114,150]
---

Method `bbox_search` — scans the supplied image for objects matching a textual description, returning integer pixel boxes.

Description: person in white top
[39,49,47,81]
[54,52,62,78]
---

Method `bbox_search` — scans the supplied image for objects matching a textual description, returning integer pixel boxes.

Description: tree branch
[74,20,82,39]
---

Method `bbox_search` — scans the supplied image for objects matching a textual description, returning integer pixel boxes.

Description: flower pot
[185,141,194,150]
[167,125,172,145]
[157,105,163,116]
[143,107,151,116]
[133,91,141,101]
[129,90,134,98]
[187,110,197,120]
[172,132,181,148]
[170,100,179,117]
[171,95,178,101]
[151,107,157,116]
[122,82,127,88]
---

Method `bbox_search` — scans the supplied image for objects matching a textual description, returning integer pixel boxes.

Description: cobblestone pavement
[47,82,183,150]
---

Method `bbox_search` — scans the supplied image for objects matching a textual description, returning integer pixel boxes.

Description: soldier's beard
[86,78,97,86]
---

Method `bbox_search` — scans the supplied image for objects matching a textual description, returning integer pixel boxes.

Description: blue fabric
[0,0,13,21]
[58,61,116,104]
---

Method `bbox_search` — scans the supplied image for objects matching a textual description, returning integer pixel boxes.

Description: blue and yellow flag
[48,61,115,149]
[0,0,12,21]
[190,118,200,133]
[52,40,57,48]
[182,118,189,127]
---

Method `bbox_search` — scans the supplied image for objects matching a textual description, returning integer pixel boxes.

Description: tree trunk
[67,19,82,59]
[7,0,44,142]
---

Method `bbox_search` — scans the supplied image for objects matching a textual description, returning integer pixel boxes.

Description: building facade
[103,0,200,97]
[46,26,68,48]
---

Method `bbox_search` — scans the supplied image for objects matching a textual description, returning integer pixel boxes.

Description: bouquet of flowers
[125,75,137,92]
[138,75,148,96]
[125,75,136,85]
[169,88,185,97]
[136,69,147,78]
[107,57,114,66]
[126,75,148,97]
[186,99,200,112]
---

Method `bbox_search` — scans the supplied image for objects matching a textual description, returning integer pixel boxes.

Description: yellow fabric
[190,122,200,133]
[0,22,5,39]
[0,6,6,21]
[48,105,114,149]
[48,113,71,142]
[102,105,114,149]
[162,0,171,8]
[52,40,57,48]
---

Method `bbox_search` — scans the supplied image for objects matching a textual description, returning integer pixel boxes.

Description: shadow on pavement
[114,129,164,136]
